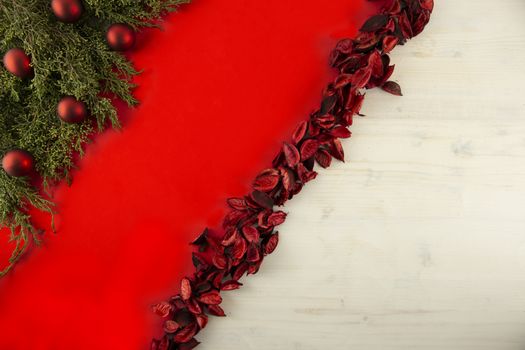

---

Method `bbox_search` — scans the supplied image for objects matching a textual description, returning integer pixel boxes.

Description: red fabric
[0,1,374,349]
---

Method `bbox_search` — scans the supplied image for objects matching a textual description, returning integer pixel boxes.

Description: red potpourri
[151,0,434,349]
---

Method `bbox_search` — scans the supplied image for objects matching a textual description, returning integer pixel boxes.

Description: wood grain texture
[199,1,525,349]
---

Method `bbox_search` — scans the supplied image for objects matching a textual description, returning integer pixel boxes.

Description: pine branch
[0,0,189,277]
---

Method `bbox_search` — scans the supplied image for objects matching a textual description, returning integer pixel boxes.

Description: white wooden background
[200,1,525,349]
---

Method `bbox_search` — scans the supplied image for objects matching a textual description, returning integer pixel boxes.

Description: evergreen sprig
[0,0,189,277]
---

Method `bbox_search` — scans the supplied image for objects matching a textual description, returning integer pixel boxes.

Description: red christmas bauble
[2,48,33,79]
[106,24,136,51]
[2,149,35,177]
[57,96,88,123]
[51,0,84,23]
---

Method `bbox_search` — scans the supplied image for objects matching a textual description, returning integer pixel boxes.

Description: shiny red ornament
[57,96,88,123]
[2,150,35,177]
[2,48,33,79]
[51,0,84,23]
[106,23,136,51]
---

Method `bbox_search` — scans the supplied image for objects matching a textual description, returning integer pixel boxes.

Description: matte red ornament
[2,48,32,79]
[2,150,35,177]
[57,96,88,123]
[51,0,84,23]
[106,24,136,51]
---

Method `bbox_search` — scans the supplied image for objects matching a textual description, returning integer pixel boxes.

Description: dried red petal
[180,278,192,301]
[221,227,239,246]
[253,168,280,192]
[226,197,247,211]
[164,320,180,334]
[190,228,208,247]
[174,323,198,344]
[232,262,249,281]
[330,126,352,139]
[360,14,388,32]
[352,67,372,90]
[242,226,260,243]
[420,0,434,12]
[368,50,383,77]
[198,290,222,305]
[330,139,345,162]
[212,253,228,270]
[267,211,287,226]
[382,81,403,96]
[246,244,261,263]
[207,304,226,317]
[382,35,399,53]
[315,149,332,168]
[292,120,308,144]
[152,302,172,318]
[297,163,318,183]
[251,190,274,210]
[179,338,200,350]
[300,139,320,160]
[232,237,247,260]
[282,142,300,168]
[320,94,338,115]
[186,298,202,315]
[334,74,353,89]
[195,314,208,329]
[280,167,295,192]
[264,233,279,255]
[221,280,243,291]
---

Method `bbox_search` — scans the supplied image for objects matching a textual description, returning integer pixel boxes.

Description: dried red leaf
[179,338,200,350]
[226,197,247,211]
[300,139,320,160]
[221,280,243,291]
[368,50,383,77]
[420,0,434,12]
[264,233,279,255]
[221,227,239,246]
[297,163,318,183]
[267,211,287,226]
[174,323,198,344]
[330,139,345,162]
[315,149,332,168]
[382,81,403,96]
[247,258,263,275]
[334,74,353,89]
[190,228,208,247]
[246,244,261,263]
[360,14,388,32]
[232,262,249,281]
[352,68,372,90]
[232,237,247,260]
[195,314,208,329]
[382,35,399,53]
[152,337,169,350]
[253,168,280,192]
[242,226,260,243]
[212,253,228,270]
[164,320,180,334]
[330,126,352,139]
[320,93,338,115]
[251,190,274,210]
[292,121,308,144]
[152,302,172,318]
[283,142,300,168]
[198,290,222,305]
[280,167,295,192]
[180,278,192,301]
[186,297,202,315]
[207,304,226,317]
